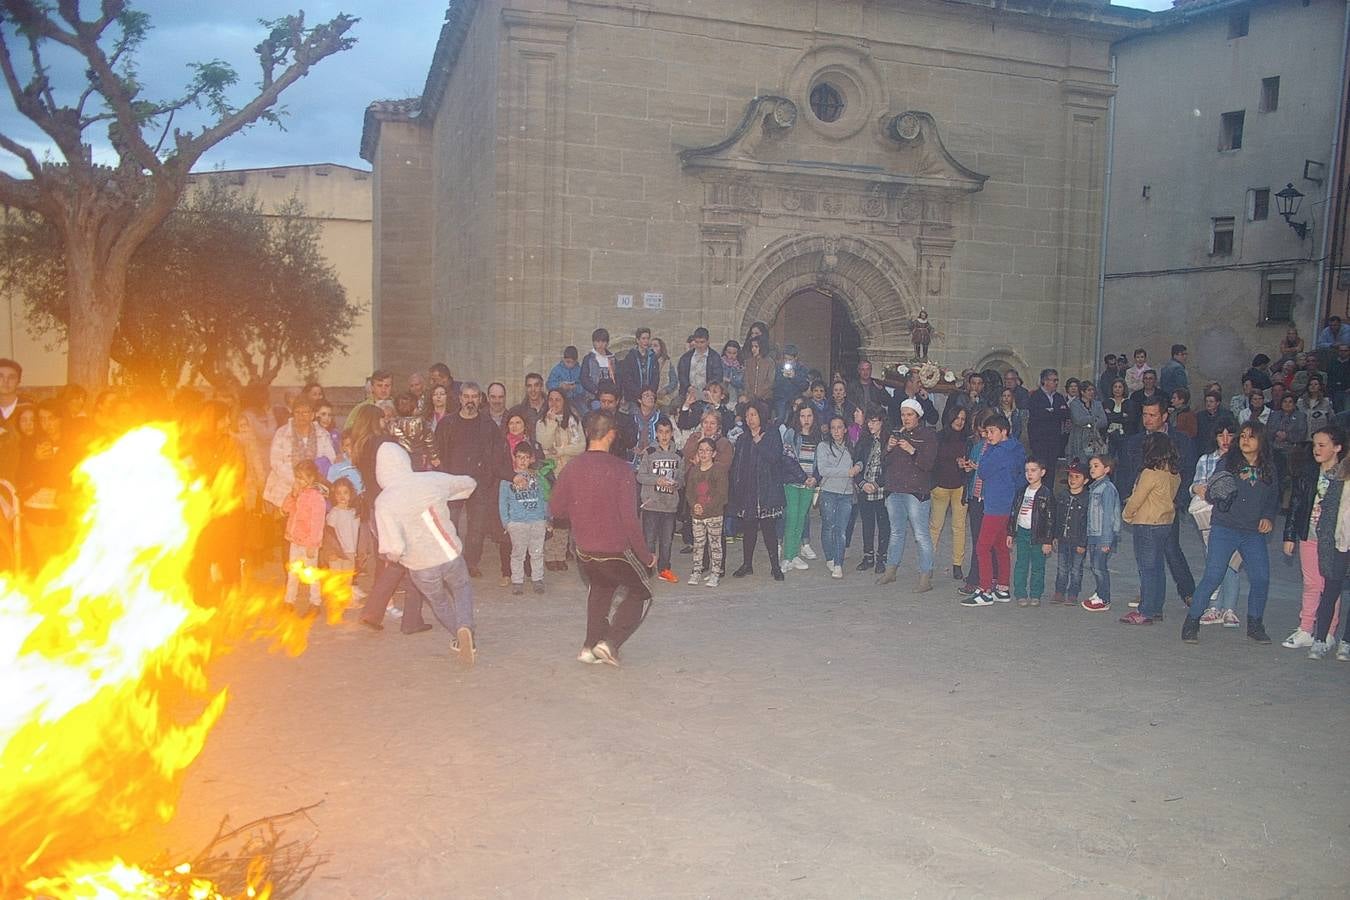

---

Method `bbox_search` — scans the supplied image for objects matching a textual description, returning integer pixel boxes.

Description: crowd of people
[6,316,1350,669]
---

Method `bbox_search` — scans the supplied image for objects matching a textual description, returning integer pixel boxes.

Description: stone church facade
[362,0,1142,385]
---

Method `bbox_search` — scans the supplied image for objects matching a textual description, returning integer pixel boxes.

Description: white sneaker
[831,563,843,579]
[790,556,809,570]
[800,543,817,560]
[1282,629,1314,649]
[705,574,720,587]
[1308,640,1332,660]
[688,572,702,585]
[577,646,602,664]
[1338,641,1350,661]
[961,591,995,607]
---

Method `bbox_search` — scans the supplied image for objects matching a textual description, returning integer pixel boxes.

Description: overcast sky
[0,0,1172,176]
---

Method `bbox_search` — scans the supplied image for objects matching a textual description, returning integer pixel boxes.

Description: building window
[1263,271,1295,323]
[1228,11,1249,39]
[1219,111,1245,151]
[1260,76,1280,112]
[1249,188,1270,221]
[809,82,845,124]
[1212,217,1235,256]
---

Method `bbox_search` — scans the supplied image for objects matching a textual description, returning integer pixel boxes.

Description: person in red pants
[961,413,1026,607]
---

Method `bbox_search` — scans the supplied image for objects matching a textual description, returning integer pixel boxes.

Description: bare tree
[0,1,356,387]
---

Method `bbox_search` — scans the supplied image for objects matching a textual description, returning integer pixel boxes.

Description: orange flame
[1,424,323,897]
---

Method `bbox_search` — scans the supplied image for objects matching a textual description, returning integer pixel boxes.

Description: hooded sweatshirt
[636,441,685,513]
[373,442,477,572]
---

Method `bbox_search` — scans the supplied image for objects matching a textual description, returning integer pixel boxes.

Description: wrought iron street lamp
[1274,182,1309,239]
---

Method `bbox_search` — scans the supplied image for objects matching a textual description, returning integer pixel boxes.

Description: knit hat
[900,398,924,416]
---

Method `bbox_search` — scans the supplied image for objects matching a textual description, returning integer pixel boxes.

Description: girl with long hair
[851,407,891,574]
[783,403,822,569]
[729,400,803,580]
[1280,424,1347,645]
[929,403,970,581]
[815,414,860,577]
[537,388,584,571]
[1181,422,1280,644]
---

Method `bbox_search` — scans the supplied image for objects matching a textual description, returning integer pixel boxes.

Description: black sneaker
[1181,616,1201,644]
[856,554,874,571]
[956,583,977,596]
[1247,616,1272,644]
[679,545,694,554]
[992,588,1013,603]
[953,565,963,581]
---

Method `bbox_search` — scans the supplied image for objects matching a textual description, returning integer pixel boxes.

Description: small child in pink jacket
[282,459,326,612]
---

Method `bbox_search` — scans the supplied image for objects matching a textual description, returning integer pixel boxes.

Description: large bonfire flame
[1,424,338,898]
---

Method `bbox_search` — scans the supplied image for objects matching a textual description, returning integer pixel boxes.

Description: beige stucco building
[0,163,374,389]
[1102,0,1350,389]
[362,0,1145,387]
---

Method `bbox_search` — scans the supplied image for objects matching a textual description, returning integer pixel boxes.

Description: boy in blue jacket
[962,413,1026,606]
[499,444,548,595]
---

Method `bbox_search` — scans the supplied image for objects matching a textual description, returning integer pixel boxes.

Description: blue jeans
[1087,543,1112,602]
[885,492,933,573]
[407,555,476,633]
[1132,524,1169,618]
[819,491,854,567]
[1187,524,1269,620]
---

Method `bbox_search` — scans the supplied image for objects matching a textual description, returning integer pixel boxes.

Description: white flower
[942,370,957,383]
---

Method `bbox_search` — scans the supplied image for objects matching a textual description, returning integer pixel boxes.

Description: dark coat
[1007,482,1055,543]
[1054,488,1090,546]
[728,427,803,518]
[1283,450,1323,543]
[435,413,512,505]
[677,348,724,395]
[617,347,661,406]
[881,424,938,499]
[1025,388,1069,458]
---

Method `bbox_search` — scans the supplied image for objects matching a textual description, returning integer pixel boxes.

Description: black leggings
[742,516,782,573]
[857,499,890,560]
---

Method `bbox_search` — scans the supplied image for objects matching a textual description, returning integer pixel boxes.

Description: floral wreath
[882,361,959,387]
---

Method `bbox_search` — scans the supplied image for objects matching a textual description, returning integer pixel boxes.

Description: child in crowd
[580,328,617,410]
[282,459,326,613]
[685,437,729,586]
[637,417,685,583]
[499,443,547,595]
[327,433,365,495]
[1007,458,1053,607]
[1051,458,1090,606]
[962,413,1026,606]
[1081,454,1121,611]
[321,477,364,605]
[547,345,586,415]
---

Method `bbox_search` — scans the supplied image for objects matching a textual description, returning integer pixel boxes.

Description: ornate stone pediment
[677,96,988,194]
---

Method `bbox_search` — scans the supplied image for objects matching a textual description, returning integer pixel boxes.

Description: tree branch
[0,14,88,169]
[0,131,43,182]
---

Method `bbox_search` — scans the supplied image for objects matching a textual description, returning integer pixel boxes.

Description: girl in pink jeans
[1281,426,1346,648]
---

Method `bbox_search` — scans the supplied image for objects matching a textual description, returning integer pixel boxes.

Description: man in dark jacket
[1026,368,1070,484]
[677,327,724,397]
[617,327,661,411]
[435,381,513,577]
[848,359,895,420]
[597,383,638,462]
[877,398,938,591]
[896,372,939,426]
[1117,396,1197,611]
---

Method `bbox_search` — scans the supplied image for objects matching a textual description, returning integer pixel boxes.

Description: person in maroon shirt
[549,409,656,667]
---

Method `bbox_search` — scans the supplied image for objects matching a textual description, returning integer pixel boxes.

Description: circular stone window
[809,82,845,124]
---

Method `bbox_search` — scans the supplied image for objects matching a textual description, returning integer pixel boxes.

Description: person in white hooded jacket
[373,442,480,665]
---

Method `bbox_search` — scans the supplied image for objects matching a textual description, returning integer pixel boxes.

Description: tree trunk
[63,231,123,390]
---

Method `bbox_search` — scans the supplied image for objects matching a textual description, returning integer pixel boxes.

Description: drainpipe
[1094,52,1118,368]
[1314,0,1350,329]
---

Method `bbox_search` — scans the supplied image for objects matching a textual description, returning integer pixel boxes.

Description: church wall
[427,0,1124,386]
[433,0,503,383]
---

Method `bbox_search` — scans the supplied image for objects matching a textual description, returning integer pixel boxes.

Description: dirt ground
[143,525,1348,898]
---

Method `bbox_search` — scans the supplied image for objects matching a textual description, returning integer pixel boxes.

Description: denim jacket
[1086,476,1121,547]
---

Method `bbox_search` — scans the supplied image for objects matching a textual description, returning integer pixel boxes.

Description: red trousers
[976,514,1010,591]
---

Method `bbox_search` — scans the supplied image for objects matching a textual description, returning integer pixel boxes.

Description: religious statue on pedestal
[910,308,932,360]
